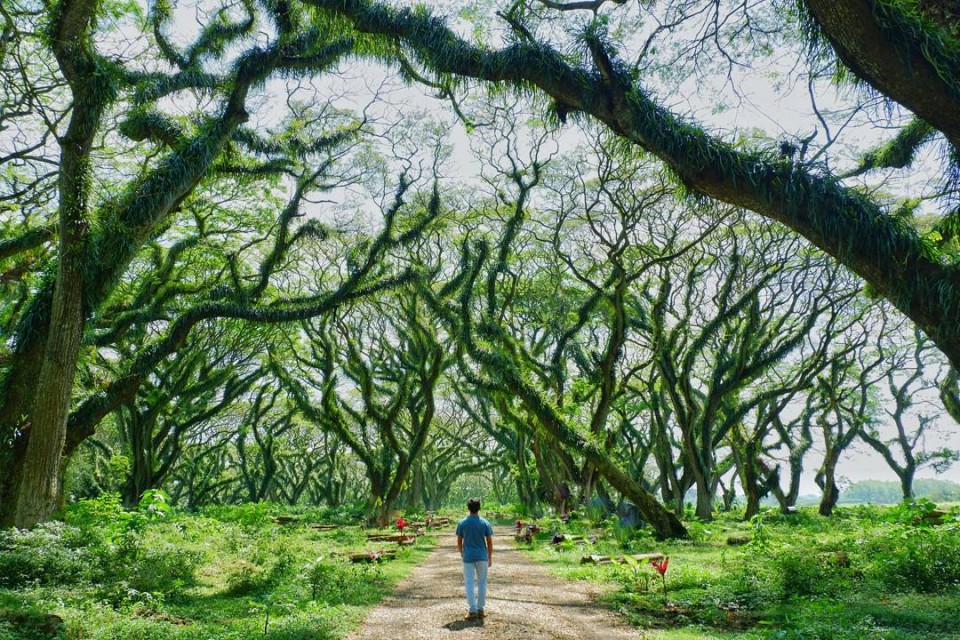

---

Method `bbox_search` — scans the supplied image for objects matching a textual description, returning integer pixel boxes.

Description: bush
[862,502,960,593]
[304,558,383,605]
[866,525,960,592]
[0,522,93,587]
[712,554,782,609]
[776,545,853,598]
[225,560,267,595]
[122,540,203,594]
[225,547,294,596]
[201,503,277,528]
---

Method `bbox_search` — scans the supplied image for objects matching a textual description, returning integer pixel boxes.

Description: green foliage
[0,506,431,639]
[864,502,960,592]
[775,545,854,598]
[304,557,385,603]
[200,502,279,528]
[524,505,960,638]
[0,522,92,588]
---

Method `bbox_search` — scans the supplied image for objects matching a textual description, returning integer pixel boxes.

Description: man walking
[455,497,494,620]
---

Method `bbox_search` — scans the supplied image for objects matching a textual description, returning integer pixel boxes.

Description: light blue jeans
[463,560,489,612]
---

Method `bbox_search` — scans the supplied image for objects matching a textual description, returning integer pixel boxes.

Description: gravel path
[346,525,643,640]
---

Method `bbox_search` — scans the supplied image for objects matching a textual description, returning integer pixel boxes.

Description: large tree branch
[0,224,56,260]
[307,0,960,369]
[803,0,960,150]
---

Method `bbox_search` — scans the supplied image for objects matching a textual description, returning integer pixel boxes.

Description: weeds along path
[346,525,642,640]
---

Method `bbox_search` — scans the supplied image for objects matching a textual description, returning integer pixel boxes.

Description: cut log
[273,516,299,525]
[310,524,339,531]
[580,552,665,565]
[366,533,417,543]
[619,553,665,563]
[580,554,613,565]
[551,534,589,544]
[349,549,398,563]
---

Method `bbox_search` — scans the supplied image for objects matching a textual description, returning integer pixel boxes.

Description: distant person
[455,497,494,620]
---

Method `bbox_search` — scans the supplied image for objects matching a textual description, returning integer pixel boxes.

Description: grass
[518,503,960,639]
[0,500,442,640]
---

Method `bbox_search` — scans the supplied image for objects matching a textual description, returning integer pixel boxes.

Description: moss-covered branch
[307,0,960,369]
[0,224,56,260]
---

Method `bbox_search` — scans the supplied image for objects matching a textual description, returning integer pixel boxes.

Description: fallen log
[273,516,299,525]
[580,552,665,565]
[349,549,398,563]
[366,533,417,543]
[310,524,340,531]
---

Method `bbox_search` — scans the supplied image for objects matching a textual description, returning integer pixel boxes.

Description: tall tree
[860,325,960,499]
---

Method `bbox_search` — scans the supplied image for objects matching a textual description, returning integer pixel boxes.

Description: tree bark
[804,0,960,150]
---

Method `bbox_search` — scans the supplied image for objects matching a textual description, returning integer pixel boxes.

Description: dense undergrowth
[0,494,436,640]
[519,501,960,640]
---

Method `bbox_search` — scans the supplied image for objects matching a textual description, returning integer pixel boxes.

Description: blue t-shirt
[456,514,493,563]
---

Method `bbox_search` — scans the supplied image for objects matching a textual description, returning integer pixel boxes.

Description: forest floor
[346,525,641,640]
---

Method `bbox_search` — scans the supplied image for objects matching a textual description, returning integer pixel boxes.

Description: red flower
[652,556,670,606]
[396,517,407,532]
[652,556,669,576]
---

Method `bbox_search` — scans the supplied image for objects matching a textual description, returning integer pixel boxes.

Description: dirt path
[346,525,643,640]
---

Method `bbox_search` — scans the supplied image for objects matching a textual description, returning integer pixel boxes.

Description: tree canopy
[1,0,959,538]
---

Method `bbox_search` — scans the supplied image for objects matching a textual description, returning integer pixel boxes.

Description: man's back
[456,514,493,563]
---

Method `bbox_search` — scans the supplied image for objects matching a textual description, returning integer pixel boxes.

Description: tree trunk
[816,455,840,516]
[14,256,86,527]
[899,464,915,500]
[694,480,713,521]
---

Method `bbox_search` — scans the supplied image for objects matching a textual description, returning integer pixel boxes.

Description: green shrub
[225,560,266,595]
[862,503,960,592]
[123,541,203,594]
[712,555,782,609]
[0,522,93,587]
[95,582,166,612]
[776,545,853,598]
[201,503,277,528]
[866,525,960,592]
[225,548,293,596]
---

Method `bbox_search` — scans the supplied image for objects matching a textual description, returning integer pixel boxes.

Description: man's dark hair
[467,498,481,514]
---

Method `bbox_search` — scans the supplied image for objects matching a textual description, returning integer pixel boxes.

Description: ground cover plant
[519,503,960,640]
[0,495,438,640]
